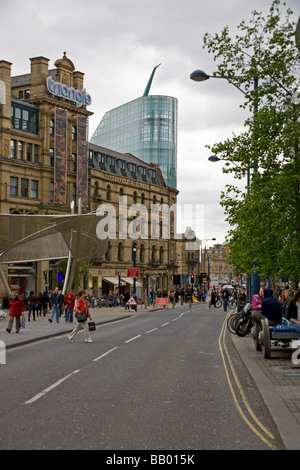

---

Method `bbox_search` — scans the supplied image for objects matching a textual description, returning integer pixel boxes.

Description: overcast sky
[1,0,299,245]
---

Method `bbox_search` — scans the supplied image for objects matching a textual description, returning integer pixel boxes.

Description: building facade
[90,95,178,189]
[0,54,178,303]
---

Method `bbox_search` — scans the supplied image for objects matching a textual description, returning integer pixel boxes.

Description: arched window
[50,119,54,135]
[133,191,137,204]
[159,246,164,264]
[72,126,77,141]
[106,185,111,200]
[140,244,145,263]
[118,242,124,262]
[151,245,157,263]
[141,193,145,205]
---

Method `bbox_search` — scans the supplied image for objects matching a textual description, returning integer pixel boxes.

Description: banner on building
[54,108,68,204]
[77,116,88,207]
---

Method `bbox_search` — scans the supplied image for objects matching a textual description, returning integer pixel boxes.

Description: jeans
[223,299,228,312]
[28,303,36,319]
[65,307,73,323]
[113,298,118,307]
[50,306,60,322]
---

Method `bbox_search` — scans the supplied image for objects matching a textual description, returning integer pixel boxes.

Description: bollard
[0,340,6,365]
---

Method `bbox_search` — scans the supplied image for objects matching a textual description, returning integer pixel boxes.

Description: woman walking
[6,293,25,333]
[67,290,93,343]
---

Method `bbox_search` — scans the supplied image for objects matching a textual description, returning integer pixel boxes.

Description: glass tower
[90,94,178,189]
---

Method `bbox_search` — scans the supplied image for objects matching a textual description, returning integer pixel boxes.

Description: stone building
[0,54,178,303]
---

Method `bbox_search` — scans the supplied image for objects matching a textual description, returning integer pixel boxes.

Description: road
[0,303,280,451]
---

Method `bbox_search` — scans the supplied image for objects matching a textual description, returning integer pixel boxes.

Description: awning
[102,277,125,286]
[121,277,142,288]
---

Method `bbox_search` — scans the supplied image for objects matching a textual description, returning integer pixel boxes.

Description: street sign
[126,296,138,306]
[156,298,168,306]
[127,267,139,278]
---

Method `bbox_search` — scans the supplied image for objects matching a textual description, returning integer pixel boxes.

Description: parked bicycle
[226,303,253,336]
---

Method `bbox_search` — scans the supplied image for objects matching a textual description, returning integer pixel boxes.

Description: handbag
[74,300,88,322]
[88,321,96,331]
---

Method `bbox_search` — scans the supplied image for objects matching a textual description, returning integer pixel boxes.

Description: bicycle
[235,303,253,337]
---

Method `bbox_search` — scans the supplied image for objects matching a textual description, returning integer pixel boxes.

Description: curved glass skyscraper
[90,94,178,189]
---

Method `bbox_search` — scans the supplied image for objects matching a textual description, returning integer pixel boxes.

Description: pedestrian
[64,289,76,323]
[68,289,93,343]
[124,291,130,310]
[42,291,49,316]
[49,287,63,323]
[112,290,118,308]
[286,289,300,326]
[281,288,294,319]
[36,293,43,317]
[237,287,247,312]
[210,289,216,308]
[222,288,230,312]
[252,287,282,333]
[252,287,264,312]
[28,291,36,321]
[6,292,25,333]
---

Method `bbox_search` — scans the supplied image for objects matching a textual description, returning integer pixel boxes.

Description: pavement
[1,302,300,450]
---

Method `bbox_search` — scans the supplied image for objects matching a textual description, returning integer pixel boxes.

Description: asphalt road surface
[0,303,280,451]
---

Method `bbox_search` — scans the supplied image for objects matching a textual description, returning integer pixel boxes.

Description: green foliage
[203,0,300,283]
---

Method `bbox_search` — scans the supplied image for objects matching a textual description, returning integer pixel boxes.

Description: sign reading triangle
[126,296,137,306]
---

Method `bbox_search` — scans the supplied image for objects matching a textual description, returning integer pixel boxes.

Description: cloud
[1,0,299,245]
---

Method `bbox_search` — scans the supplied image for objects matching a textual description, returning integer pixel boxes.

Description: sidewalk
[0,304,156,349]
[231,333,300,450]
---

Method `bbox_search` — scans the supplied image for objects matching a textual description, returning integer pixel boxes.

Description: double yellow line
[219,313,277,450]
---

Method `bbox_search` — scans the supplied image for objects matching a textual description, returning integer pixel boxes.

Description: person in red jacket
[6,292,25,333]
[67,290,93,343]
[64,289,76,323]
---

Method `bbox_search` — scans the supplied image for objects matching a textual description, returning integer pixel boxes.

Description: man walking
[49,287,63,323]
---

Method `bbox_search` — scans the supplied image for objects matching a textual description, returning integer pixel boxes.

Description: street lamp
[191,69,260,299]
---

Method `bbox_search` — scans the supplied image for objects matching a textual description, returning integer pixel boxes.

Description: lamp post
[191,69,260,299]
[132,241,137,311]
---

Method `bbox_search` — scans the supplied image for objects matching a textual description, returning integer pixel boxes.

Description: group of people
[251,286,300,332]
[6,287,94,343]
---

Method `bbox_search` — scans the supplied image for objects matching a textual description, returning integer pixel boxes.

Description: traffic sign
[126,296,138,306]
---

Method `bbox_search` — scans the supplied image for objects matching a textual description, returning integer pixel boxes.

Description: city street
[0,303,279,450]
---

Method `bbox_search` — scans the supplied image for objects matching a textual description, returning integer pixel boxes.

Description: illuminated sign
[46,76,92,108]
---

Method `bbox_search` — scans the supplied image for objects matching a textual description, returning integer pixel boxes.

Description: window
[34,145,39,163]
[141,167,147,182]
[119,160,126,176]
[151,246,157,263]
[11,103,38,133]
[31,180,38,199]
[50,148,54,167]
[72,126,77,141]
[10,177,18,196]
[26,143,32,162]
[140,244,145,263]
[141,193,145,205]
[88,150,94,168]
[159,246,164,264]
[133,191,137,204]
[108,156,116,173]
[11,140,16,159]
[118,243,124,262]
[106,185,111,201]
[21,178,28,197]
[130,163,137,179]
[94,181,99,198]
[50,119,54,135]
[18,141,23,160]
[72,154,77,171]
[151,170,157,184]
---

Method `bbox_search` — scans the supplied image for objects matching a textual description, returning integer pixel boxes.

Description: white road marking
[24,369,81,404]
[146,328,158,334]
[125,335,141,343]
[93,346,118,362]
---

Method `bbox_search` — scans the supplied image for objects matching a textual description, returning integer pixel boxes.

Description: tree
[203,0,300,285]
